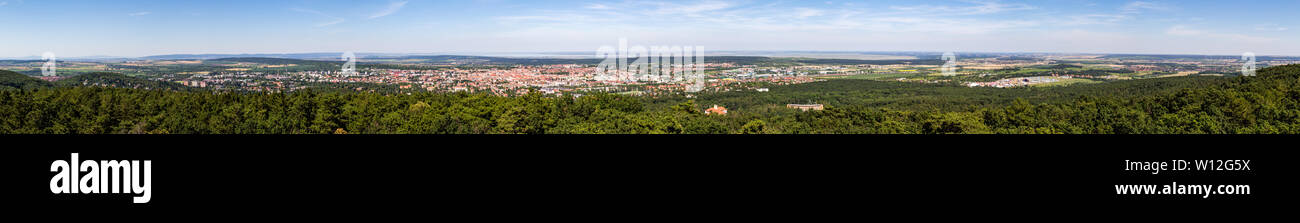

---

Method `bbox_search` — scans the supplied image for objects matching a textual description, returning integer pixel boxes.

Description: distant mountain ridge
[1101,54,1300,60]
[141,53,350,60]
[207,57,343,65]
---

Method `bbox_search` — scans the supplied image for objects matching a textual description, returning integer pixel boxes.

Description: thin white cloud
[1063,14,1131,25]
[1165,25,1204,36]
[644,1,733,16]
[1122,1,1170,14]
[1167,25,1277,43]
[792,8,824,19]
[497,14,594,23]
[494,0,1040,35]
[585,4,611,10]
[0,0,21,7]
[890,0,1035,16]
[317,18,346,27]
[290,8,322,15]
[483,0,1292,55]
[369,1,409,19]
[292,8,346,27]
[128,12,151,16]
[1255,24,1289,31]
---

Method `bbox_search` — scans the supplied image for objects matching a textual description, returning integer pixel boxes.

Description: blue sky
[1,0,1297,57]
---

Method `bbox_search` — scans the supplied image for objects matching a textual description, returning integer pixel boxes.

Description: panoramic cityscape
[4,2,1285,218]
[2,0,1299,134]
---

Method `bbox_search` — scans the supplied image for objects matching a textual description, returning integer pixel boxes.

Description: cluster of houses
[965,76,1064,88]
[786,104,825,111]
[703,103,826,116]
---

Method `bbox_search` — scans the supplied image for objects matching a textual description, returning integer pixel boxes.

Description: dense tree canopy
[2,64,1298,134]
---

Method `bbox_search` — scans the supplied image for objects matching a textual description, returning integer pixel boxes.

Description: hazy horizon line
[7,50,1300,60]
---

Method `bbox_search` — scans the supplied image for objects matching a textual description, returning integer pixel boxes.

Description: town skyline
[2,0,1298,57]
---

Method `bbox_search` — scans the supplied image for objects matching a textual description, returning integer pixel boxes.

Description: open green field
[821,72,921,80]
[1032,78,1103,87]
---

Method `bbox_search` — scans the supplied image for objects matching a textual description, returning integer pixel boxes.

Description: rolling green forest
[2,64,1299,134]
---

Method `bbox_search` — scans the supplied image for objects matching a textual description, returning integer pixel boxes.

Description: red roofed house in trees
[705,105,728,115]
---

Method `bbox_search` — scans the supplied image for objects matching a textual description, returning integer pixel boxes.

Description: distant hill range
[0,70,188,91]
[141,53,353,60]
[207,57,345,66]
[1100,54,1300,61]
[0,60,47,64]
